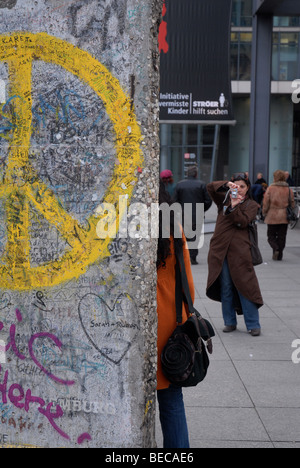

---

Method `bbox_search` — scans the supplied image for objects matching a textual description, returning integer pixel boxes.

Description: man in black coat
[173,166,212,264]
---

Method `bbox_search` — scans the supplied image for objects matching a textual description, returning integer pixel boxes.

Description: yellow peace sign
[0,32,143,291]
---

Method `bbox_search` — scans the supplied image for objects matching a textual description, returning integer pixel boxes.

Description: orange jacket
[156,235,195,390]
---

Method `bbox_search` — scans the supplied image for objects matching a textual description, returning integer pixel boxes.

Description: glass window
[239,33,252,80]
[170,124,182,146]
[231,32,252,80]
[272,32,299,81]
[232,0,253,27]
[231,33,239,80]
[202,126,215,146]
[169,147,183,183]
[160,124,217,184]
[274,17,300,27]
[187,125,198,147]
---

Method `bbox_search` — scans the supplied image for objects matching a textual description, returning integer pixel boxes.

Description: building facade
[160,0,300,185]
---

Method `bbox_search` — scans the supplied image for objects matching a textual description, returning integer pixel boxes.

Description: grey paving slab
[258,305,280,318]
[183,361,253,408]
[263,291,300,308]
[191,440,274,448]
[258,317,298,341]
[257,408,300,443]
[225,341,294,362]
[208,341,231,361]
[234,361,300,408]
[186,407,270,443]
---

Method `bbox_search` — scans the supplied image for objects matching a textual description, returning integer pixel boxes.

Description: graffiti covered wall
[0,0,161,448]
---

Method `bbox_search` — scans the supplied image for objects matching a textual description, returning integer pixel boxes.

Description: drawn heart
[78,293,140,365]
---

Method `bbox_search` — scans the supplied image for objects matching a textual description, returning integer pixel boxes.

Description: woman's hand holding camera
[227,182,245,208]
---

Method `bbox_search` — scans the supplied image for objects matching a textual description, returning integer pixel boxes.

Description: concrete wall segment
[0,0,161,448]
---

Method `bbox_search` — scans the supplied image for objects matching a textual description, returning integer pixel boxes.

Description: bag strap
[174,239,194,314]
[175,254,184,324]
[174,239,214,353]
[288,187,292,206]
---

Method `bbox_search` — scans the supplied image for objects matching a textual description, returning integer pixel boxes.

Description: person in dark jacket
[254,173,267,185]
[173,166,212,264]
[285,171,295,187]
[251,184,264,205]
[206,173,263,336]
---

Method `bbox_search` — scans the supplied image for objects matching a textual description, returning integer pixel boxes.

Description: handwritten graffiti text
[0,309,91,444]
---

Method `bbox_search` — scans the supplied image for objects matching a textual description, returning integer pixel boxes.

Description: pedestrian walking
[263,170,296,261]
[156,181,192,448]
[285,171,295,187]
[173,165,212,264]
[160,169,176,198]
[255,172,267,185]
[206,173,263,336]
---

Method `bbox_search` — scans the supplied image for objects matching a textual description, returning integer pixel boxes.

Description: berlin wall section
[0,0,161,448]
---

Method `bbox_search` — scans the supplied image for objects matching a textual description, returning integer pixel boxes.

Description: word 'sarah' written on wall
[0,0,161,448]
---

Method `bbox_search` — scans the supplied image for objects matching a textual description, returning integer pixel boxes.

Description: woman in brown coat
[263,170,295,261]
[206,173,263,336]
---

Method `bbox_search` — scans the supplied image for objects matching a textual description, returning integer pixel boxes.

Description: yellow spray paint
[0,32,143,291]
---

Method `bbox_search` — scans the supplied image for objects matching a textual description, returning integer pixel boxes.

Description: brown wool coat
[263,182,295,225]
[206,181,264,308]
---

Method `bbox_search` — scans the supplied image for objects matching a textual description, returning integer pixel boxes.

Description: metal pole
[210,125,221,181]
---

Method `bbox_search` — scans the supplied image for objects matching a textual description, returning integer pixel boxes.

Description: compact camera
[231,188,238,199]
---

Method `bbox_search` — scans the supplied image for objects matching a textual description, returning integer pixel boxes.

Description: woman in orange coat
[156,182,195,448]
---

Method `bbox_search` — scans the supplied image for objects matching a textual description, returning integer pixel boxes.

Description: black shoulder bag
[248,221,263,266]
[287,188,298,223]
[161,240,215,387]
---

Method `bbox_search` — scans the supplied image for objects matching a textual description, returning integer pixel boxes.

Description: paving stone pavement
[156,219,300,449]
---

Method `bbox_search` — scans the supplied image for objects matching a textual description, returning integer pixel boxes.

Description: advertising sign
[159,0,234,123]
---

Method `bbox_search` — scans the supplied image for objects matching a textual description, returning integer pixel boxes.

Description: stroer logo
[193,93,229,116]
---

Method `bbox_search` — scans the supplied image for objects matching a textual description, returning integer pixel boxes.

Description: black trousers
[267,224,288,255]
[185,223,201,261]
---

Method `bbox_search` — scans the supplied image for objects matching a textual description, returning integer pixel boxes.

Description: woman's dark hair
[231,173,253,200]
[231,172,249,183]
[156,180,173,269]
